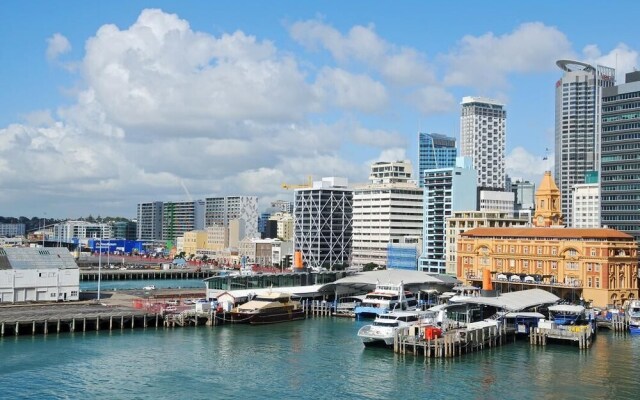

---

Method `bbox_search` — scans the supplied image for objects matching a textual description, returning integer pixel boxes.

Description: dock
[393,321,512,358]
[0,303,161,336]
[529,323,595,349]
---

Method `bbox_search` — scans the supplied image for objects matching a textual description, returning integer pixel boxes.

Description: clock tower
[533,171,564,227]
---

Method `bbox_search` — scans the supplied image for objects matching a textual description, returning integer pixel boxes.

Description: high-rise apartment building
[136,201,163,241]
[601,71,640,242]
[418,133,457,187]
[162,200,205,245]
[352,162,423,269]
[460,97,506,189]
[294,177,353,270]
[554,60,615,227]
[572,183,600,228]
[419,157,477,274]
[205,196,258,239]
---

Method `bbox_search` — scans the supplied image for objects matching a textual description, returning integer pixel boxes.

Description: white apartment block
[205,196,258,239]
[351,182,423,268]
[54,221,112,242]
[0,223,25,237]
[478,190,515,216]
[572,183,601,228]
[369,160,414,184]
[445,211,529,275]
[460,96,506,189]
[136,201,163,241]
[269,212,294,241]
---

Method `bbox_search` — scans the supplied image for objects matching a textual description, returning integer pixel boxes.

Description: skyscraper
[294,177,353,270]
[136,201,163,241]
[460,97,506,189]
[418,133,457,187]
[601,71,640,242]
[351,161,423,269]
[419,157,477,274]
[554,59,615,227]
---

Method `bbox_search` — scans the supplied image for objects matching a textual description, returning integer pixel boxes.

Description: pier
[529,324,595,349]
[393,321,512,358]
[0,303,162,337]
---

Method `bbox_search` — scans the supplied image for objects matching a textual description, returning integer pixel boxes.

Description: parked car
[166,300,180,306]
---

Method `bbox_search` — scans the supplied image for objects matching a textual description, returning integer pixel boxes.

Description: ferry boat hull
[229,308,306,325]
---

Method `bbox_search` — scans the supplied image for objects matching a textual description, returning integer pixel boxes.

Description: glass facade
[418,133,457,188]
[601,74,640,242]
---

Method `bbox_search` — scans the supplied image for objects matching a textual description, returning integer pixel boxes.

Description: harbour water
[80,278,205,291]
[1,318,639,399]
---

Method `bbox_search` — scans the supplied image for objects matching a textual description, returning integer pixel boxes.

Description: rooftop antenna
[542,147,551,172]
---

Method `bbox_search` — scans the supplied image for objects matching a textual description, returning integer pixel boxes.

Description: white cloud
[443,22,574,89]
[582,43,639,82]
[289,19,435,86]
[410,86,457,115]
[46,33,71,61]
[313,67,388,112]
[351,126,405,149]
[506,146,553,183]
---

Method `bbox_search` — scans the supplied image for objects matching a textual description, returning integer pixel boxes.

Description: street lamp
[97,238,102,301]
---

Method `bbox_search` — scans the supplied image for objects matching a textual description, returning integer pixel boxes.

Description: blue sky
[1,1,639,218]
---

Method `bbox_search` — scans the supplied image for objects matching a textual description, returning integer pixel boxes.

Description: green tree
[363,262,379,272]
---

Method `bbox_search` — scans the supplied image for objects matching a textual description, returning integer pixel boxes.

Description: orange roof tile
[460,227,635,241]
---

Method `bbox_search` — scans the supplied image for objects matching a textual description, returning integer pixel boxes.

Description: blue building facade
[88,239,145,254]
[418,133,457,188]
[386,243,418,270]
[419,157,477,274]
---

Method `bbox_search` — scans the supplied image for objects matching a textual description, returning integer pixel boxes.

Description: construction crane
[281,176,313,190]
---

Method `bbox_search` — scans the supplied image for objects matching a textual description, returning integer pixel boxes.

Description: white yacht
[627,300,640,334]
[357,310,436,347]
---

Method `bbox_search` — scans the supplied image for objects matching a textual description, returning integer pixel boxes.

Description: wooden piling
[15,321,19,336]
[32,321,36,335]
[2,322,5,337]
[83,317,86,332]
[71,318,75,333]
[57,319,60,334]
[44,320,48,335]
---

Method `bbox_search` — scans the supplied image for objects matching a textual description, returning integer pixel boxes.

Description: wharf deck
[0,303,161,337]
[80,269,215,281]
[394,322,513,358]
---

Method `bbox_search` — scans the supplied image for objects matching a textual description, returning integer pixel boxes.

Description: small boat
[228,291,305,325]
[627,300,640,334]
[333,295,364,318]
[354,282,417,319]
[548,304,587,325]
[143,285,156,291]
[357,310,436,347]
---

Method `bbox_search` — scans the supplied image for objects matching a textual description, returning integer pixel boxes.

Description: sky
[1,1,639,219]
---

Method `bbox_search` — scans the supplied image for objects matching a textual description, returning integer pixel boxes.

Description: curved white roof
[318,270,459,295]
[449,289,559,311]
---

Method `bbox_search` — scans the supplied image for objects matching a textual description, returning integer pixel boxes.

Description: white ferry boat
[627,300,640,334]
[354,282,417,319]
[357,310,436,347]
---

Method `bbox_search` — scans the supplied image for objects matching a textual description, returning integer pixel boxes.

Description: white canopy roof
[318,270,460,295]
[449,289,559,311]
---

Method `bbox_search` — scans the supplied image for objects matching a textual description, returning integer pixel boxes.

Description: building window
[510,246,515,253]
[595,264,601,272]
[466,244,472,251]
[551,247,557,256]
[590,248,596,257]
[71,291,78,297]
[496,259,503,267]
[587,277,592,287]
[595,277,600,288]
[50,293,56,298]
[587,263,592,272]
[568,249,577,257]
[537,247,543,255]
[537,261,543,269]
[496,245,502,253]
[523,260,529,268]
[566,262,579,271]
[509,259,515,267]
[551,261,557,270]
[523,246,529,254]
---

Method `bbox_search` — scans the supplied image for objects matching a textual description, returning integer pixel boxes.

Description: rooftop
[460,227,634,241]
